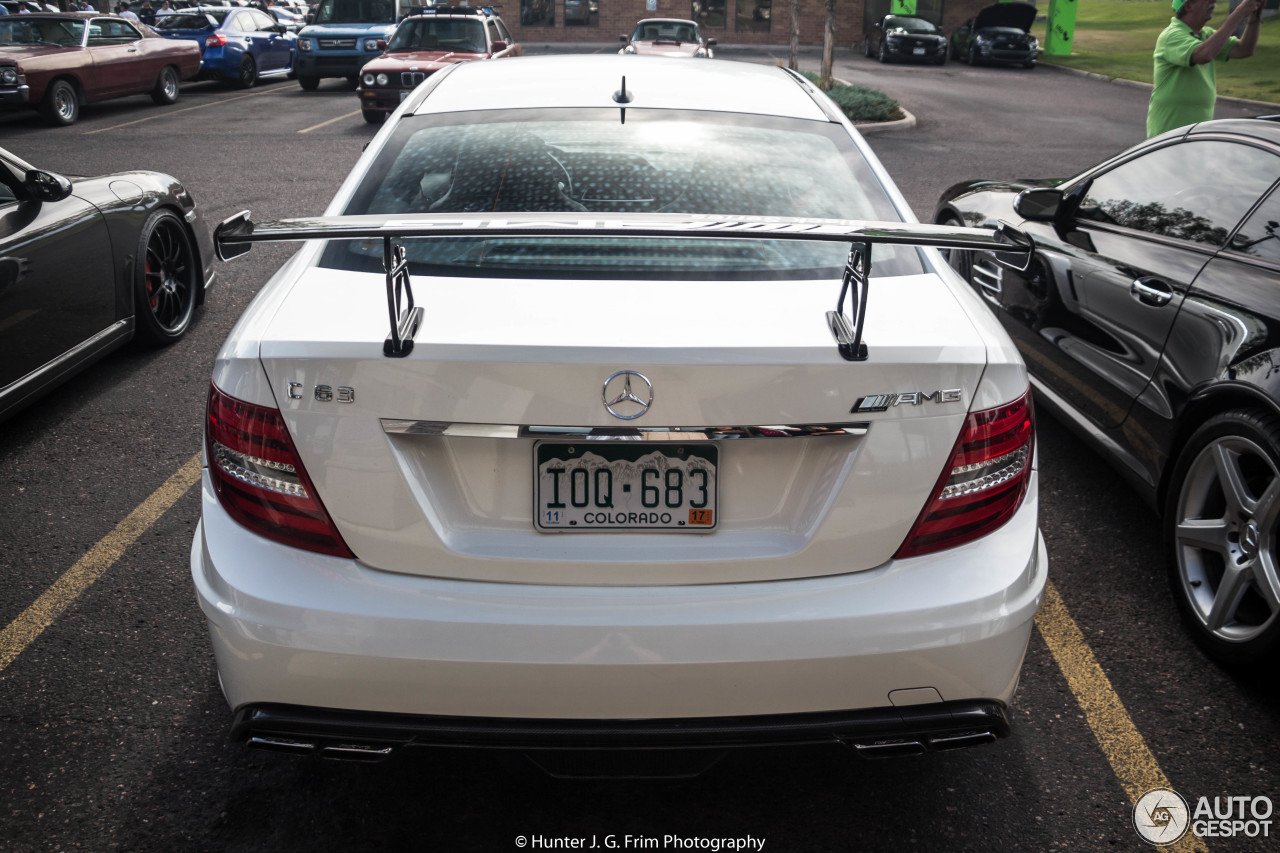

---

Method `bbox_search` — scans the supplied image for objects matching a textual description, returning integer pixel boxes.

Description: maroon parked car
[356,6,519,124]
[0,13,202,126]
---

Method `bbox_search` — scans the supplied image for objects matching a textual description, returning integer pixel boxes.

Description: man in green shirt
[1146,0,1263,138]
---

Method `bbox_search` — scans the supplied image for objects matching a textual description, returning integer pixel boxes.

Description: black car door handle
[1130,276,1174,307]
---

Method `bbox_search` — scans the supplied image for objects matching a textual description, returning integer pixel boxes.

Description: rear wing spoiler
[214,210,1033,361]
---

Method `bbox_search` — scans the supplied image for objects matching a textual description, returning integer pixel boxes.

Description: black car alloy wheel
[134,210,198,344]
[1167,409,1280,665]
[238,55,258,89]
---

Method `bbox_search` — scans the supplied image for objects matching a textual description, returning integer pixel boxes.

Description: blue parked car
[154,6,297,88]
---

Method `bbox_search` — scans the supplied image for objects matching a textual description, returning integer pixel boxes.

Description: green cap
[1172,0,1187,10]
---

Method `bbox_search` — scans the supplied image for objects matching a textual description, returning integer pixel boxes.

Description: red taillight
[894,389,1035,559]
[206,384,354,558]
[206,32,227,47]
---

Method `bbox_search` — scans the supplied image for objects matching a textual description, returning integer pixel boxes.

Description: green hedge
[799,72,903,123]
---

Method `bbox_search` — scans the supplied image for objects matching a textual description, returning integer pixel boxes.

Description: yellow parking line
[0,453,202,674]
[298,110,361,133]
[83,84,290,135]
[1036,580,1208,853]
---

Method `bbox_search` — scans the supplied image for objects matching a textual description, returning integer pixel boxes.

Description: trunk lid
[255,267,988,585]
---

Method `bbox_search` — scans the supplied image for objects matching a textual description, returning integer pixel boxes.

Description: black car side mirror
[619,34,629,42]
[25,169,72,202]
[1014,187,1063,222]
[706,38,716,46]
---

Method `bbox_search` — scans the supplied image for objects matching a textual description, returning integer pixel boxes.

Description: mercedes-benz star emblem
[602,370,653,420]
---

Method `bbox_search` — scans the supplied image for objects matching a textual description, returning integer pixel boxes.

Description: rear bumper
[193,469,1046,724]
[234,698,1012,760]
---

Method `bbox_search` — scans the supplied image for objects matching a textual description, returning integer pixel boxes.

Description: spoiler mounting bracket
[382,237,423,358]
[826,241,870,362]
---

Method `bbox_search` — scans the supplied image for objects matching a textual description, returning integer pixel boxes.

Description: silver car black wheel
[1171,413,1280,663]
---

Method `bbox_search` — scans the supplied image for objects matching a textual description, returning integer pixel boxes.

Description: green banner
[1045,0,1078,56]
[890,0,917,14]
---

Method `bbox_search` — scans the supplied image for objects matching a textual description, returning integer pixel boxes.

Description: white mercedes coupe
[192,54,1047,771]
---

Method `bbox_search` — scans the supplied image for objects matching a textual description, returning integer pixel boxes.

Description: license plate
[535,442,718,532]
[913,47,926,54]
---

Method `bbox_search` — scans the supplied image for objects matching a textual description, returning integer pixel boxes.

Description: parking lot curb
[854,107,917,134]
[828,76,918,135]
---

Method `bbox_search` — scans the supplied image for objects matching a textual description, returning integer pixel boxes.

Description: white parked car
[193,54,1047,770]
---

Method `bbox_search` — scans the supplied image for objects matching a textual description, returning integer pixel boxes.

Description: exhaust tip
[928,730,998,751]
[247,736,317,756]
[319,743,395,763]
[847,739,927,758]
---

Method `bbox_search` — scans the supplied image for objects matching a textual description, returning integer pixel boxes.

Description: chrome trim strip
[380,420,870,440]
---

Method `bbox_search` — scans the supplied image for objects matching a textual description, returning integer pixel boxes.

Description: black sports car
[950,2,1038,68]
[865,14,947,65]
[935,117,1280,666]
[0,147,215,422]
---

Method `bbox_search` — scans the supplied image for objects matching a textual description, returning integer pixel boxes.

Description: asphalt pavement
[0,47,1277,853]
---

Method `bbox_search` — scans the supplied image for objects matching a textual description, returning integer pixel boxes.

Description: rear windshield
[388,17,484,52]
[324,108,923,280]
[314,0,394,24]
[155,11,225,27]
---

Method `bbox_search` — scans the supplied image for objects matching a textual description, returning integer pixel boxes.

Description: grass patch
[1035,0,1280,103]
[799,71,905,122]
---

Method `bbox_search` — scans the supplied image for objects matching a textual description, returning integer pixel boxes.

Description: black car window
[485,19,499,47]
[1228,187,1280,265]
[314,0,392,24]
[1077,140,1279,247]
[0,167,18,206]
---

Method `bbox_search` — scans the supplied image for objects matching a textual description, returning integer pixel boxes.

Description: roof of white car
[410,55,832,121]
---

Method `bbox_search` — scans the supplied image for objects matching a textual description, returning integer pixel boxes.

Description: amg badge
[852,389,963,413]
